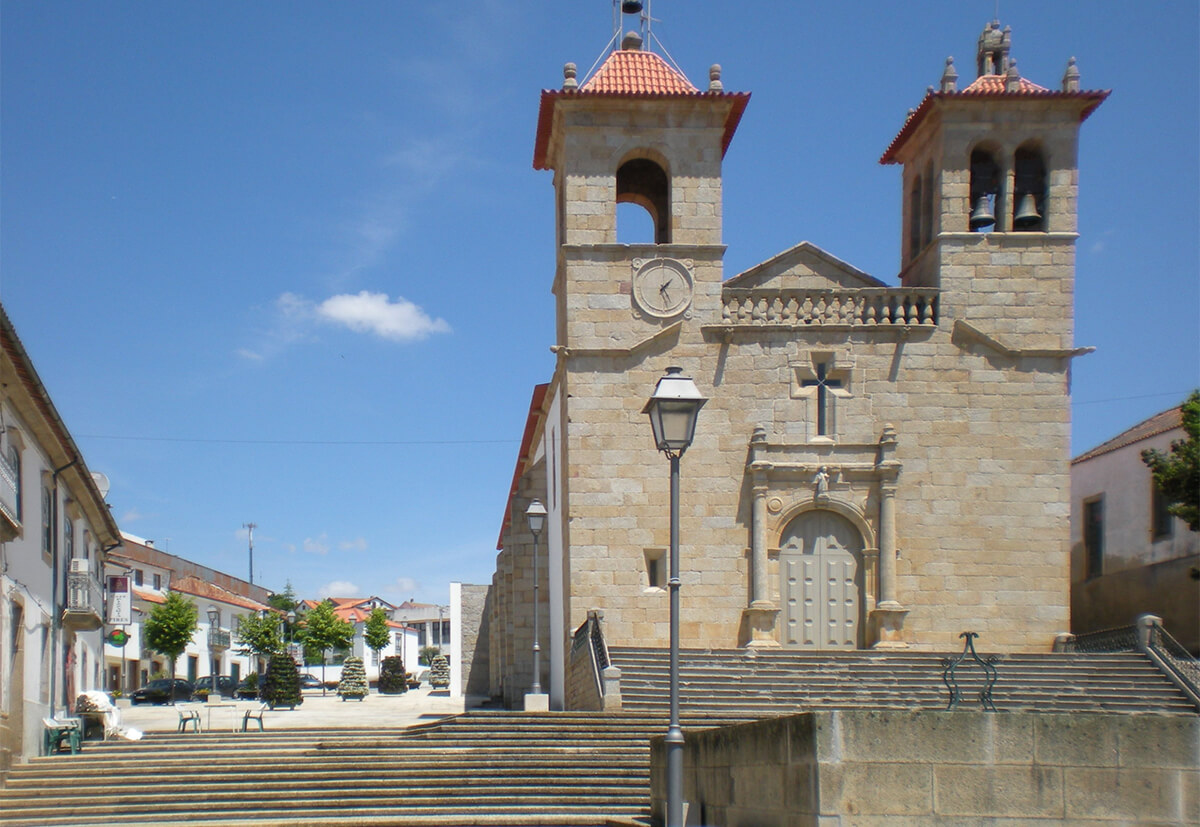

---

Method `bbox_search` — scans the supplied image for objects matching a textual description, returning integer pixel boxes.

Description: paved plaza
[113,686,467,734]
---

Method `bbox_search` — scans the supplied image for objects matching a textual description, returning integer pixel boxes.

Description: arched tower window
[616,158,670,244]
[907,174,923,262]
[1013,144,1046,232]
[968,147,1000,232]
[921,160,935,247]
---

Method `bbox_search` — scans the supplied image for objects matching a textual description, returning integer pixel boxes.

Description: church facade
[489,22,1108,708]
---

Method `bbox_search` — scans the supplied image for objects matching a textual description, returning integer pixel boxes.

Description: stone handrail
[566,610,621,711]
[716,287,939,328]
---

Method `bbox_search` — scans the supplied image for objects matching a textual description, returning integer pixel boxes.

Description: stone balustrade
[717,287,939,328]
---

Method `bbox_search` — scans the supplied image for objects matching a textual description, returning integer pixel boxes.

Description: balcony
[0,452,20,541]
[208,627,232,650]
[64,570,104,631]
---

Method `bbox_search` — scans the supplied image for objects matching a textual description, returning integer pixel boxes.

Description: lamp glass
[525,499,547,535]
[643,367,707,453]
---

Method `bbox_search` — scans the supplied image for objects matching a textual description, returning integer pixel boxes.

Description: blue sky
[2,2,1196,604]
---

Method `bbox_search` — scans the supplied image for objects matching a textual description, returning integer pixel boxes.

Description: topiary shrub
[261,654,303,709]
[378,655,408,694]
[338,656,368,700]
[429,654,450,689]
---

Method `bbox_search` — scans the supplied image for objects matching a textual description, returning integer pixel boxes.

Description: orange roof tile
[171,575,275,613]
[133,586,165,604]
[879,83,1108,165]
[532,50,749,170]
[1073,406,1184,465]
[581,49,698,95]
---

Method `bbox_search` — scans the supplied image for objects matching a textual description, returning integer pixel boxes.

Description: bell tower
[533,27,749,351]
[881,20,1108,352]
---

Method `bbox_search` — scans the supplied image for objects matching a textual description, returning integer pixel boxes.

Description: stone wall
[651,709,1200,825]
[457,583,492,700]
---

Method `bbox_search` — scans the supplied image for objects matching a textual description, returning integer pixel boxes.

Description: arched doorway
[779,510,864,649]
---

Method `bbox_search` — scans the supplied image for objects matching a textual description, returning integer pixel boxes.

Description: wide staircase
[0,712,698,827]
[611,646,1200,716]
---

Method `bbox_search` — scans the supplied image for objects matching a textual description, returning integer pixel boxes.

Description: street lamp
[642,366,706,827]
[207,607,220,677]
[525,498,547,695]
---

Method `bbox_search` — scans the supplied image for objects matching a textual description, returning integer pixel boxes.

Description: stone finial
[708,64,723,92]
[1061,56,1080,92]
[880,422,898,445]
[1005,59,1021,92]
[940,56,958,93]
[750,425,767,445]
[562,62,578,91]
[621,30,643,51]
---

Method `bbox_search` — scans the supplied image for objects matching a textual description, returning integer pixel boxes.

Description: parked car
[191,676,237,699]
[298,673,323,690]
[130,679,194,705]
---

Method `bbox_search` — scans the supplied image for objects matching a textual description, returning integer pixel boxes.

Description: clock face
[632,258,693,318]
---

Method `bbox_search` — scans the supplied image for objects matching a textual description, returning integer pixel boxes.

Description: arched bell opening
[907,174,923,264]
[968,146,1001,232]
[1013,143,1047,232]
[616,158,670,244]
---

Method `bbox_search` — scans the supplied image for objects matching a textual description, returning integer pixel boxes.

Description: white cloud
[339,537,368,552]
[303,534,331,555]
[384,576,420,598]
[318,580,360,599]
[119,507,147,524]
[316,291,450,342]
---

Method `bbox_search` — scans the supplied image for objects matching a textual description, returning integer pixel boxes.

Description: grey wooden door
[780,510,862,649]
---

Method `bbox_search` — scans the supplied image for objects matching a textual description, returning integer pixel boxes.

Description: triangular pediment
[725,242,886,290]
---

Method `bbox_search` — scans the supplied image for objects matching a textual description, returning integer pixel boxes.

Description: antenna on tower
[243,522,256,585]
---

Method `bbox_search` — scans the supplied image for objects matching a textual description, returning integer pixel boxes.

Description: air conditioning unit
[69,558,90,575]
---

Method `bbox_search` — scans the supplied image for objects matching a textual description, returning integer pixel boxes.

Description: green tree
[419,645,440,666]
[261,653,303,709]
[364,607,392,662]
[302,600,354,694]
[1142,390,1200,531]
[236,612,283,672]
[143,592,198,700]
[267,582,301,643]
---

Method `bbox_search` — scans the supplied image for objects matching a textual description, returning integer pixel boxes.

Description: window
[7,443,21,521]
[908,175,923,262]
[63,517,74,561]
[1151,484,1174,541]
[644,549,666,590]
[153,573,162,590]
[41,486,52,557]
[1013,144,1046,231]
[134,569,144,587]
[968,148,999,232]
[1084,497,1104,579]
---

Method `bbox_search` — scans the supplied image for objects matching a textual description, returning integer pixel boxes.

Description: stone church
[487,19,1108,709]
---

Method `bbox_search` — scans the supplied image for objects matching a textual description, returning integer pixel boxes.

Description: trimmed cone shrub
[379,655,408,694]
[338,656,368,700]
[261,653,303,709]
[429,653,450,688]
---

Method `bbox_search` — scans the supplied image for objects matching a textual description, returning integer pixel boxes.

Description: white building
[0,304,121,772]
[1071,403,1199,652]
[105,534,274,691]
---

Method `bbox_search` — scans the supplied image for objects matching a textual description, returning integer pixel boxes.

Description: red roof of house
[133,586,165,605]
[1072,406,1184,465]
[533,49,750,170]
[879,80,1109,165]
[171,575,275,613]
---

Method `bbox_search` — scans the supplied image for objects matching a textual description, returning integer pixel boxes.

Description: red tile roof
[171,575,275,613]
[133,586,165,605]
[533,50,750,170]
[1073,406,1184,465]
[581,49,698,95]
[879,82,1109,165]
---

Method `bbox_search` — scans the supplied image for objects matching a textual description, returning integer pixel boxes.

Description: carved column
[871,423,908,649]
[878,482,899,606]
[742,426,780,648]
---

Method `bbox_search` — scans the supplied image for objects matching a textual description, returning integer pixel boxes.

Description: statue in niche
[813,466,830,498]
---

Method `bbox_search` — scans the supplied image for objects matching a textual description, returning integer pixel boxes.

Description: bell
[621,0,643,13]
[1013,193,1042,228]
[969,195,996,230]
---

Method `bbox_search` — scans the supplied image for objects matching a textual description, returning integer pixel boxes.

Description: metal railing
[0,451,19,531]
[208,628,232,649]
[66,571,102,615]
[1062,615,1199,711]
[568,610,612,709]
[1065,624,1139,654]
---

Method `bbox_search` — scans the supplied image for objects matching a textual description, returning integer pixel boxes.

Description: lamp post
[207,607,219,677]
[642,366,707,827]
[525,498,547,695]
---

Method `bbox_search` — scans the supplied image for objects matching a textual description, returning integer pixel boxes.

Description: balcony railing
[208,628,232,649]
[712,287,940,330]
[0,452,19,541]
[65,571,104,631]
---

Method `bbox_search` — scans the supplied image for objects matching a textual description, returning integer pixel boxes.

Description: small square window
[644,549,666,591]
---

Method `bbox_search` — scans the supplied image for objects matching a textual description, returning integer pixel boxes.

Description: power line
[1074,390,1194,407]
[76,434,517,446]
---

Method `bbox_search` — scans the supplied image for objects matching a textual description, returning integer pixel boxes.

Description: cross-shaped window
[793,355,851,438]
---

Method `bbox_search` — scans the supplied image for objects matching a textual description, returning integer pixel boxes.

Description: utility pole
[243,523,256,585]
